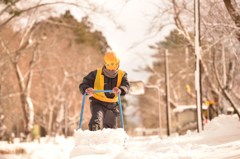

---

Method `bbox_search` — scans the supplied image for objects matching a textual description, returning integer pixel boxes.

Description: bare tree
[223,0,240,41]
[0,0,124,138]
[0,25,41,139]
[147,0,240,121]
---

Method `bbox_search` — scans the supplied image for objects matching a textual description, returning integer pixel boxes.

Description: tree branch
[223,0,240,41]
[213,48,240,119]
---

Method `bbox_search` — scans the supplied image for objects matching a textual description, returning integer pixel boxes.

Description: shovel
[78,90,124,130]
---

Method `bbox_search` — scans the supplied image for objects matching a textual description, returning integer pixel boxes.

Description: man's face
[105,61,119,71]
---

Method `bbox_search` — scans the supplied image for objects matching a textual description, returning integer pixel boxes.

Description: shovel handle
[78,90,124,129]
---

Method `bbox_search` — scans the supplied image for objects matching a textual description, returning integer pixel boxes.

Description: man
[79,51,130,131]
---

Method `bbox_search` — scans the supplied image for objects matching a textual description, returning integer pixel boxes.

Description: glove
[85,87,94,96]
[112,87,121,94]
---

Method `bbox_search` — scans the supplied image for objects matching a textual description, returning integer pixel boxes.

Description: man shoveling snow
[70,51,130,158]
[78,51,130,131]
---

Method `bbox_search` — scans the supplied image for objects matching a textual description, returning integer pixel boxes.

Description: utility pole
[164,49,171,136]
[194,0,203,132]
[144,85,162,138]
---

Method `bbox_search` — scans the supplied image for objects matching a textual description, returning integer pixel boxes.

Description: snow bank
[204,114,240,132]
[113,114,240,159]
[199,114,240,145]
[0,136,75,159]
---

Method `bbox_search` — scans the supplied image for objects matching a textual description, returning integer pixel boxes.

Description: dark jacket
[79,67,130,104]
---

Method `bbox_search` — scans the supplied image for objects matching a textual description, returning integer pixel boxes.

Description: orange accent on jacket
[93,68,124,103]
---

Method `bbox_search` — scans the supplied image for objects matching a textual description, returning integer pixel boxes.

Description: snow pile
[198,114,240,145]
[70,128,128,158]
[0,137,75,159]
[204,114,240,132]
[113,114,240,159]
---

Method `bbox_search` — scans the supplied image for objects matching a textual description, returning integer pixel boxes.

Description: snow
[173,105,208,113]
[0,114,240,159]
[70,129,128,159]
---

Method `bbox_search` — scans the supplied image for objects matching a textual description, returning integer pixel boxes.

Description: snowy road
[70,115,240,159]
[0,115,240,159]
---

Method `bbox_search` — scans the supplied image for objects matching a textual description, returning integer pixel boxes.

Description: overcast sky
[88,0,175,82]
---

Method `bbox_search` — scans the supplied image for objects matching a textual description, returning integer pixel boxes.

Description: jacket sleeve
[119,72,130,96]
[79,70,97,95]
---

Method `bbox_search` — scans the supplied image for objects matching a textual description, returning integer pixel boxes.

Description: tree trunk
[222,89,240,119]
[223,0,240,41]
[212,49,240,119]
[14,62,34,139]
[48,107,54,136]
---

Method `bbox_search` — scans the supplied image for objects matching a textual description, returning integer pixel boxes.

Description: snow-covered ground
[0,114,240,159]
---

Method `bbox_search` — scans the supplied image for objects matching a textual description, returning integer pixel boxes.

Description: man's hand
[112,87,121,94]
[85,87,94,96]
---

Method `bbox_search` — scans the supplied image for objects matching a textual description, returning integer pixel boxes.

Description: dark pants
[89,100,119,130]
